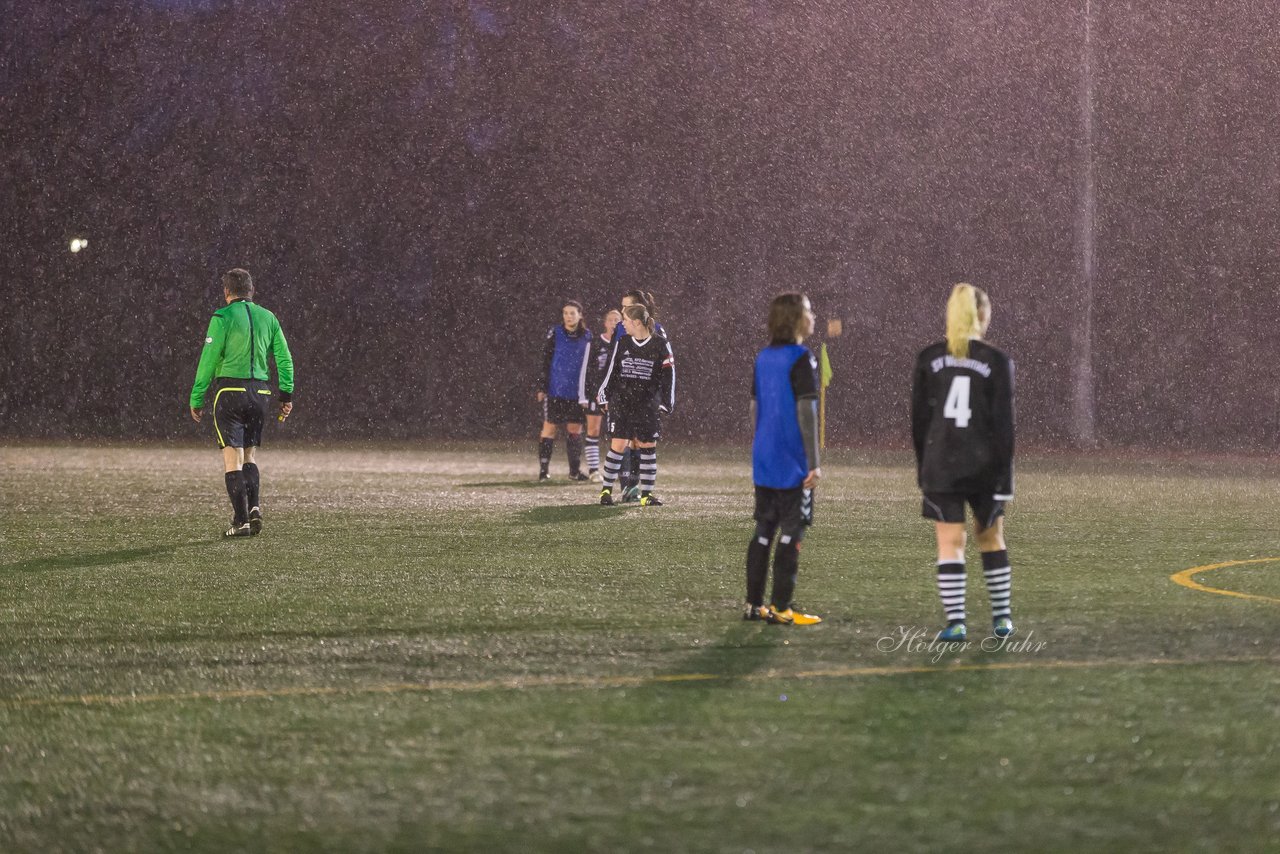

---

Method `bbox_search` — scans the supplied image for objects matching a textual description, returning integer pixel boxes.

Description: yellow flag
[819,343,833,388]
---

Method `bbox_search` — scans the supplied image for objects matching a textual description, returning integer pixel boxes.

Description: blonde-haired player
[910,283,1016,641]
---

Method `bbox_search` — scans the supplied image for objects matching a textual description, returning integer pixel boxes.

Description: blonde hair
[622,303,656,336]
[945,283,990,359]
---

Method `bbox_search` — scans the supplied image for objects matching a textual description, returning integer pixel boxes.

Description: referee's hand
[278,401,293,422]
[803,468,821,489]
[190,406,202,423]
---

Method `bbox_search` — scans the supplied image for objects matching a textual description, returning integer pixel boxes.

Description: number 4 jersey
[910,339,1015,498]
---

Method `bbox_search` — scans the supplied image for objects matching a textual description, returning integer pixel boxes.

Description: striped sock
[601,450,625,489]
[639,448,657,493]
[585,437,600,473]
[937,561,967,623]
[981,550,1012,619]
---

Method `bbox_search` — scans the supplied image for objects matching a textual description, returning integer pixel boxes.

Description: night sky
[4,1,1279,447]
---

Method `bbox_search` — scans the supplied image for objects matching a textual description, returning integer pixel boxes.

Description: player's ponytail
[624,289,658,319]
[945,283,990,359]
[622,304,656,336]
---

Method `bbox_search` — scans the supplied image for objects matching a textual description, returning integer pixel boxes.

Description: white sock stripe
[936,572,967,580]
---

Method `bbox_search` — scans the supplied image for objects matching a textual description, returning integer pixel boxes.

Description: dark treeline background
[3,1,1279,447]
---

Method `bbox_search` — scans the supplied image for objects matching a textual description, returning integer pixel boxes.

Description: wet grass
[1,444,1278,851]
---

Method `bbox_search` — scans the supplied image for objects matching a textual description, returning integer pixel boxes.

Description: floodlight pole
[1073,0,1099,446]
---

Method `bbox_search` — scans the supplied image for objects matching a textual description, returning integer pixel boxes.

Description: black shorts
[584,399,604,417]
[607,408,660,442]
[921,492,1006,528]
[543,397,585,425]
[754,485,814,540]
[212,379,272,449]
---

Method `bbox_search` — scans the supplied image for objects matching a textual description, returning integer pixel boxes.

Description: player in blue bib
[536,300,593,480]
[745,293,823,626]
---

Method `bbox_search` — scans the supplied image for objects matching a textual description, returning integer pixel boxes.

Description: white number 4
[943,376,972,428]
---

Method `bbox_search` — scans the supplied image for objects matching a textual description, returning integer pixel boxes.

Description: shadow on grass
[516,504,626,525]
[2,542,206,573]
[630,622,787,709]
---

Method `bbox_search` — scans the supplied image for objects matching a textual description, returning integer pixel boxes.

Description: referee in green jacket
[189,269,295,537]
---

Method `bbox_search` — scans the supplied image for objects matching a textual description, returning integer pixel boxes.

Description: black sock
[770,534,801,610]
[241,462,260,509]
[630,451,642,487]
[566,433,584,476]
[746,530,773,607]
[618,448,634,488]
[538,438,554,475]
[224,471,249,524]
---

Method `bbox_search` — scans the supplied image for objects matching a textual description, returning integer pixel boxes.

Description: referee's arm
[189,315,225,421]
[270,317,295,420]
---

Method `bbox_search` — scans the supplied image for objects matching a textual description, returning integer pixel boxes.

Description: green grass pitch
[2,443,1278,851]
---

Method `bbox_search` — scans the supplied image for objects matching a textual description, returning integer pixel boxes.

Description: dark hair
[622,303,656,336]
[767,292,809,345]
[222,268,254,299]
[622,289,657,319]
[562,299,585,333]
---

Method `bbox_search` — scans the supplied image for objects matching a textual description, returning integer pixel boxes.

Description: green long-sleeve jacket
[189,299,295,408]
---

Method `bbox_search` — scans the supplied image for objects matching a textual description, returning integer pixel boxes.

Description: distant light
[69,238,89,253]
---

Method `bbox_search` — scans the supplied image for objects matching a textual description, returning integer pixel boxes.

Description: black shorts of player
[754,485,815,539]
[607,407,660,442]
[212,379,271,449]
[921,492,1005,529]
[583,399,604,417]
[543,397,585,425]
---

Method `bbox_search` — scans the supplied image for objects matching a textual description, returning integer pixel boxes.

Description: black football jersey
[911,339,1015,496]
[597,333,676,415]
[579,334,614,402]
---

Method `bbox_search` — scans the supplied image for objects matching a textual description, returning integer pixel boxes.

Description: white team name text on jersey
[620,357,655,380]
[930,355,992,377]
